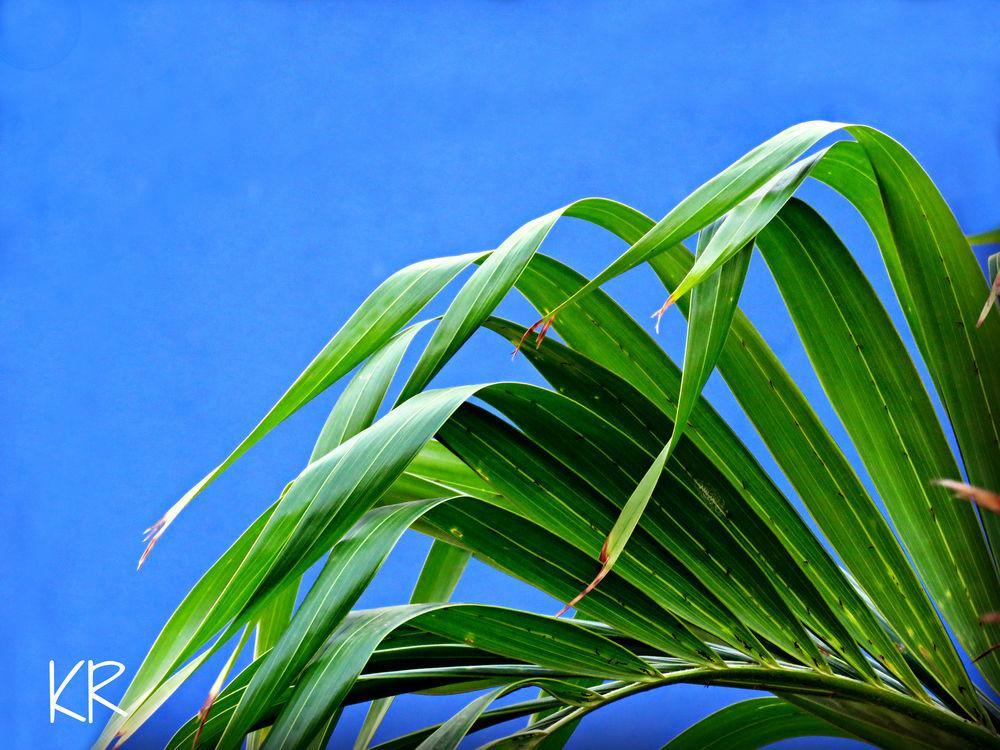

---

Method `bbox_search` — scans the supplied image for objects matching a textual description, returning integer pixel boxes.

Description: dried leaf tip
[536,315,556,346]
[556,566,610,618]
[512,319,543,359]
[976,272,1000,328]
[141,519,162,543]
[511,315,556,359]
[932,479,1000,514]
[555,541,611,617]
[191,688,219,750]
[651,296,675,335]
[137,518,166,571]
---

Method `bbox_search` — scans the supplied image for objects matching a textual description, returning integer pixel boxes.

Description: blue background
[3,1,999,748]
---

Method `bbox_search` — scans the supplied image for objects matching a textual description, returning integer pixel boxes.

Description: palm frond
[102,122,1000,750]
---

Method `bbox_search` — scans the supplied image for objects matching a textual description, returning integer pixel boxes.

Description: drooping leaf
[95,504,279,750]
[585,220,752,610]
[312,320,432,462]
[652,150,824,312]
[216,499,451,750]
[396,196,696,403]
[474,383,826,670]
[505,255,899,689]
[546,120,844,320]
[144,253,482,558]
[438,403,768,661]
[629,262,962,712]
[166,656,570,750]
[414,499,715,664]
[813,133,1000,603]
[122,121,1000,750]
[756,198,997,705]
[262,604,657,749]
[660,697,852,750]
[102,384,505,747]
[251,323,428,750]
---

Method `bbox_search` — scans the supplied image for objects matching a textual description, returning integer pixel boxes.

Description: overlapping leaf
[143,252,482,554]
[660,697,852,750]
[584,220,752,612]
[261,604,657,749]
[813,136,1000,587]
[113,121,1000,750]
[216,499,451,749]
[505,256,902,689]
[756,199,999,699]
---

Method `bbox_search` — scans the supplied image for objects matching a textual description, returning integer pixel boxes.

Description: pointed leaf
[263,604,657,749]
[217,499,450,749]
[145,252,482,554]
[757,199,999,703]
[600,222,751,585]
[415,680,602,750]
[548,120,843,318]
[661,697,852,750]
[506,255,897,688]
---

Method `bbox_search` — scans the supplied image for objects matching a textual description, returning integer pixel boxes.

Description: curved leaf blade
[145,252,482,556]
[661,697,852,750]
[595,222,751,603]
[217,499,450,750]
[815,132,1000,610]
[756,198,997,708]
[262,604,657,749]
[415,680,601,750]
[549,120,844,317]
[506,255,894,687]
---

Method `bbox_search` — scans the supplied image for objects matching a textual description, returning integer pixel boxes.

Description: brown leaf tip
[650,296,675,335]
[976,272,1000,328]
[511,315,556,359]
[933,479,1000,515]
[137,517,166,571]
[191,688,219,749]
[555,564,611,618]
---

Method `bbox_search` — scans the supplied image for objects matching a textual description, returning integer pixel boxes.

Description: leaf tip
[976,272,1000,328]
[535,314,556,348]
[137,517,166,570]
[650,296,674,335]
[511,315,556,358]
[933,479,1000,514]
[556,560,611,618]
[191,688,220,750]
[512,318,544,359]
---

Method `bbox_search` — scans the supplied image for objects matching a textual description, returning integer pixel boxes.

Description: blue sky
[3,1,999,748]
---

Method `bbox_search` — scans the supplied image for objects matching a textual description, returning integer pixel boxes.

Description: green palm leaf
[757,198,997,704]
[573,218,752,613]
[143,253,482,555]
[660,697,852,750]
[108,121,1000,750]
